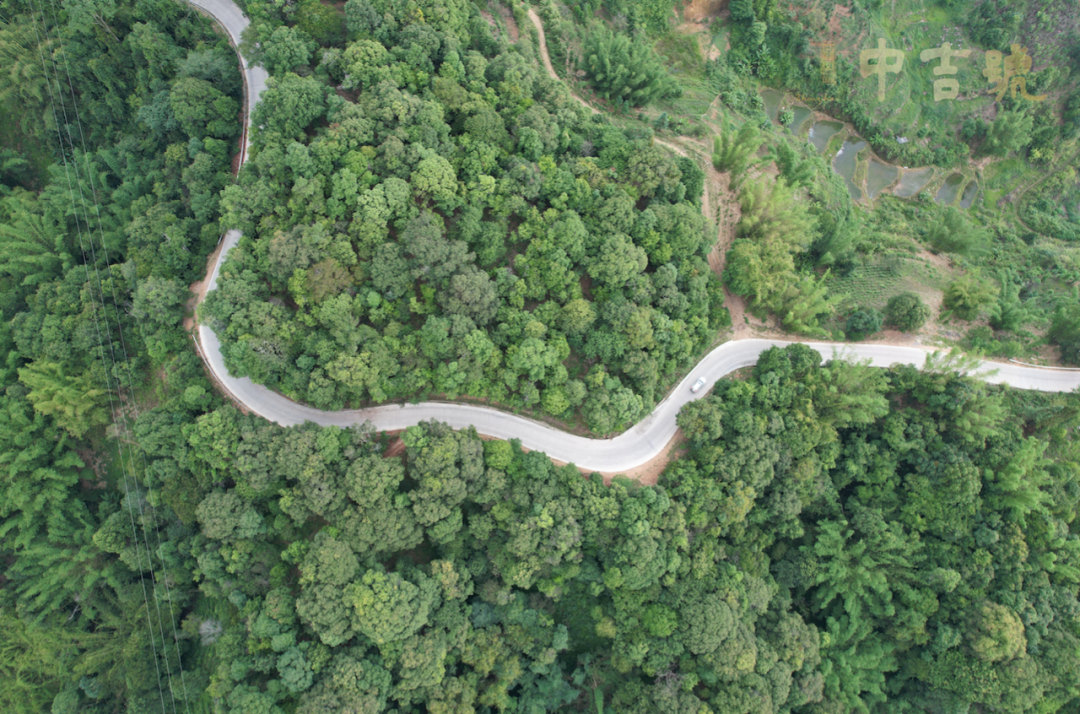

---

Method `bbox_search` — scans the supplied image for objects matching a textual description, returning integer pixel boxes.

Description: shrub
[943,273,997,321]
[984,110,1033,157]
[1049,303,1080,365]
[963,326,1023,359]
[885,292,931,332]
[927,207,987,256]
[579,24,679,107]
[712,119,763,185]
[846,308,883,340]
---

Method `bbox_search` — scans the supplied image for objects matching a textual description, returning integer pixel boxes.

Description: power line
[39,0,195,707]
[23,6,177,712]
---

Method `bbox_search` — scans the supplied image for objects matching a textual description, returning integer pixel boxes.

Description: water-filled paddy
[788,106,811,134]
[959,181,978,209]
[867,161,899,199]
[894,168,935,198]
[808,121,843,153]
[761,89,782,123]
[833,140,867,201]
[935,173,964,205]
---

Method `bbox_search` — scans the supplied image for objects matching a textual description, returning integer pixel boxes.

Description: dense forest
[3,0,1080,711]
[203,0,725,433]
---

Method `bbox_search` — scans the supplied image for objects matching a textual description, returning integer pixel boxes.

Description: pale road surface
[185,0,268,163]
[190,0,1080,473]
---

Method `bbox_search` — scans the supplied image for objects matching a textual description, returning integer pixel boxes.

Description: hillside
[2,0,1080,712]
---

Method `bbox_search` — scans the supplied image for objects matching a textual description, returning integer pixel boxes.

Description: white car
[691,377,707,394]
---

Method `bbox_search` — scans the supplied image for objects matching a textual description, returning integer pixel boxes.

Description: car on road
[691,377,706,393]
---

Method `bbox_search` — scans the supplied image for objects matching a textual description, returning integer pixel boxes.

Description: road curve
[185,0,268,164]
[190,0,1080,473]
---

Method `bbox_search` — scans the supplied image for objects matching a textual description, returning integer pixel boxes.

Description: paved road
[190,0,1080,473]
[185,0,267,163]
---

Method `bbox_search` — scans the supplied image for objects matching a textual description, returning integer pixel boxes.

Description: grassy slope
[617,0,1079,360]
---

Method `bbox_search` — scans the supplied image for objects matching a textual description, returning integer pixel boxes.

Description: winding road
[188,0,1080,473]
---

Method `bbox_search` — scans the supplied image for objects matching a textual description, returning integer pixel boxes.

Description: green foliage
[885,292,931,332]
[0,193,72,290]
[170,77,239,140]
[294,0,345,46]
[777,271,843,337]
[846,308,883,340]
[6,2,1080,713]
[261,25,316,75]
[943,272,997,321]
[579,24,679,107]
[927,207,987,256]
[968,601,1026,663]
[674,156,704,206]
[711,118,763,186]
[17,362,110,439]
[0,609,69,713]
[984,110,1034,157]
[967,0,1021,50]
[729,0,755,23]
[773,138,815,189]
[250,73,327,142]
[345,568,435,645]
[671,343,1080,712]
[723,175,828,330]
[208,21,725,430]
[1049,302,1080,365]
[989,275,1028,334]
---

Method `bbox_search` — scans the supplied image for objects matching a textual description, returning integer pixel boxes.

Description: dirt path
[527,8,598,116]
[1006,146,1080,233]
[185,236,229,332]
[526,9,768,363]
[219,10,1015,486]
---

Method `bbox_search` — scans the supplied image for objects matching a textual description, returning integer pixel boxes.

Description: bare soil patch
[703,161,747,324]
[497,4,520,43]
[653,137,688,158]
[674,21,709,36]
[704,35,722,61]
[529,8,559,81]
[919,248,952,271]
[682,0,727,22]
[185,236,230,331]
[546,430,688,486]
[382,433,407,459]
[826,3,851,42]
[862,328,923,347]
[76,448,109,483]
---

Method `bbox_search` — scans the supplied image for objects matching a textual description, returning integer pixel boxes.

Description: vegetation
[845,307,883,339]
[3,0,1080,711]
[0,0,243,709]
[580,24,680,107]
[1050,302,1080,365]
[723,175,845,336]
[206,6,725,434]
[711,116,764,186]
[943,271,998,321]
[927,206,987,256]
[886,292,932,332]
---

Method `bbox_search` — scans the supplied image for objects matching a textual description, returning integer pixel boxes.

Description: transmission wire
[39,0,197,707]
[25,5,176,712]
